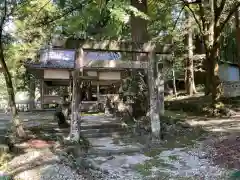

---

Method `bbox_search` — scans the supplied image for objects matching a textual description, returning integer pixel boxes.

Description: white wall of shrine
[99,72,121,80]
[44,70,70,79]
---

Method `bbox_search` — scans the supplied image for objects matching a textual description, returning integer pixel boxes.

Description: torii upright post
[69,48,83,141]
[148,48,165,140]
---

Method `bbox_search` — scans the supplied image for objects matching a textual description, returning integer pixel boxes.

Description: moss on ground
[0,152,12,172]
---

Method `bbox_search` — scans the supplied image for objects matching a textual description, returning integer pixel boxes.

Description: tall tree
[131,0,165,140]
[185,10,197,95]
[0,0,27,138]
[235,7,240,59]
[184,0,240,105]
[0,0,62,138]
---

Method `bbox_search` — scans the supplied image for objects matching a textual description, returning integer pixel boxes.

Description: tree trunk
[130,0,148,41]
[130,0,148,63]
[204,57,212,96]
[185,11,197,95]
[0,44,26,138]
[210,44,222,105]
[203,0,215,96]
[131,0,162,140]
[210,0,222,105]
[235,8,240,61]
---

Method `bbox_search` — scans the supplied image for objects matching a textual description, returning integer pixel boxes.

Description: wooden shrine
[25,39,173,139]
[25,39,172,112]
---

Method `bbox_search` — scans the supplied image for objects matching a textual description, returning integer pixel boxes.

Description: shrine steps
[81,123,127,138]
[80,115,127,138]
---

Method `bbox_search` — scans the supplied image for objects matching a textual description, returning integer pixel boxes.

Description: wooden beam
[83,60,149,69]
[91,80,120,86]
[79,76,98,80]
[97,81,100,103]
[65,39,173,54]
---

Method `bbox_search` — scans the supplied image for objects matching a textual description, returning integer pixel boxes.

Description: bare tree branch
[179,0,209,51]
[198,2,206,31]
[211,2,240,53]
[32,4,84,28]
[214,0,226,24]
[0,0,8,37]
[34,0,52,21]
[0,0,12,75]
[219,2,240,35]
[173,6,185,31]
[184,4,203,34]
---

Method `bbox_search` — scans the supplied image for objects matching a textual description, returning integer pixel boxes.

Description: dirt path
[3,139,86,180]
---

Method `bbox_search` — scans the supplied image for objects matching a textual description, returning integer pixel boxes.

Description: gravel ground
[6,148,86,180]
[6,146,143,180]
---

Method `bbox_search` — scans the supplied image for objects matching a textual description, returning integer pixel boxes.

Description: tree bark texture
[209,0,222,105]
[235,8,240,60]
[209,44,222,105]
[185,11,197,95]
[0,43,26,138]
[69,48,83,141]
[130,0,148,42]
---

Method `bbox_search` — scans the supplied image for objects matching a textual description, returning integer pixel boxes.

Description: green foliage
[2,0,60,91]
[220,25,238,63]
[57,0,132,39]
[120,71,148,118]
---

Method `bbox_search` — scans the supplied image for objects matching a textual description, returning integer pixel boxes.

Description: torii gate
[65,39,173,141]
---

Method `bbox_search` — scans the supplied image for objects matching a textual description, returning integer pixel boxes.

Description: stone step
[88,140,144,156]
[83,131,126,138]
[87,146,142,156]
[27,121,122,131]
[66,142,143,157]
[0,144,9,153]
[27,125,125,137]
[81,123,123,130]
[85,137,144,156]
[81,127,125,135]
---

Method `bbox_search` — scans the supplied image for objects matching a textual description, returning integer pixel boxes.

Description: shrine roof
[25,60,74,69]
[25,49,122,70]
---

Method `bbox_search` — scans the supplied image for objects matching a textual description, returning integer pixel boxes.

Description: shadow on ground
[166,94,240,117]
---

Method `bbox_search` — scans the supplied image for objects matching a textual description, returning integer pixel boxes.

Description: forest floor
[1,95,240,179]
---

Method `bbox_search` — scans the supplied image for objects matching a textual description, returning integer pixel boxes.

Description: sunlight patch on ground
[136,147,231,179]
[186,118,240,133]
[165,93,205,101]
[187,119,240,126]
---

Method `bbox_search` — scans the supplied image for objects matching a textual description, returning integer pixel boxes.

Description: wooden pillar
[40,79,44,109]
[69,74,73,101]
[148,50,162,140]
[157,62,164,116]
[97,81,100,103]
[235,8,240,63]
[29,76,36,111]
